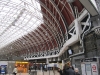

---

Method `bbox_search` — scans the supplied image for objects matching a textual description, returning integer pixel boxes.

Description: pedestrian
[29,67,31,74]
[63,61,75,75]
[57,68,63,75]
[13,66,17,75]
[63,64,68,75]
[74,68,80,75]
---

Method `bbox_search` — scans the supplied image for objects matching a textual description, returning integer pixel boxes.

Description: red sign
[91,63,98,75]
[92,65,96,72]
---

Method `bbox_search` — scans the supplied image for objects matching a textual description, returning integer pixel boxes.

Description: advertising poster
[91,63,98,75]
[85,64,92,75]
[1,65,6,74]
[81,63,86,75]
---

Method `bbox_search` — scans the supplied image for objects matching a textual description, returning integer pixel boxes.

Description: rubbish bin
[30,71,37,75]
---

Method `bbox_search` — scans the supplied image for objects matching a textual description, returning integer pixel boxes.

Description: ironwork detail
[81,14,90,33]
[68,25,76,39]
[23,49,60,58]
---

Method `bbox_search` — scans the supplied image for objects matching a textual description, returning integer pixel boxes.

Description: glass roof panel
[0,0,43,49]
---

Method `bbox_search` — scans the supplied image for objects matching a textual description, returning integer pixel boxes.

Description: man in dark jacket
[66,67,75,75]
[63,61,75,75]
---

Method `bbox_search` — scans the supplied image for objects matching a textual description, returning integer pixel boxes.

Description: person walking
[74,68,80,75]
[63,61,75,75]
[57,68,63,75]
[29,67,31,74]
[13,66,18,75]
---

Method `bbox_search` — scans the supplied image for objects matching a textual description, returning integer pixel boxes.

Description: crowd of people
[57,61,80,75]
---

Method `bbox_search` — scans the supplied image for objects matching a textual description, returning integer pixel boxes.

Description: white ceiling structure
[0,0,44,54]
[0,0,92,60]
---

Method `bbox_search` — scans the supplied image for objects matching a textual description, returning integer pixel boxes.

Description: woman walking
[13,66,18,75]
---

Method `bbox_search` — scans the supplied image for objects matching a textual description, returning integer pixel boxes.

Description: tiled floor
[37,70,59,75]
[6,70,59,75]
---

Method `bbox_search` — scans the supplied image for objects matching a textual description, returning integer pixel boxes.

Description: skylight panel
[0,0,43,49]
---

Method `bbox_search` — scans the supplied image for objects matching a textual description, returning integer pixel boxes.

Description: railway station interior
[0,0,100,75]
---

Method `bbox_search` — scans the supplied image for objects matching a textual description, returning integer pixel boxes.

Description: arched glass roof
[0,0,85,59]
[0,0,43,49]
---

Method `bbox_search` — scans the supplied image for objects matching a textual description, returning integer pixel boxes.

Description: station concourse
[0,0,100,75]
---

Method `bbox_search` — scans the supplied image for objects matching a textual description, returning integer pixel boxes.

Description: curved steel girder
[34,30,45,43]
[14,25,54,52]
[23,23,53,46]
[26,28,50,51]
[37,20,59,49]
[20,38,28,56]
[30,31,41,44]
[50,0,68,37]
[13,38,26,49]
[14,39,29,53]
[34,29,51,51]
[27,23,57,51]
[13,41,24,49]
[29,11,58,48]
[22,37,31,48]
[21,36,38,55]
[19,22,57,51]
[43,20,60,48]
[18,38,29,49]
[42,12,63,48]
[36,0,64,41]
[23,33,39,51]
[42,25,58,48]
[37,22,60,50]
[11,40,25,50]
[18,34,38,50]
[39,5,65,48]
[8,43,19,51]
[14,0,63,49]
[22,35,38,53]
[16,24,56,54]
[67,2,75,18]
[39,26,54,49]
